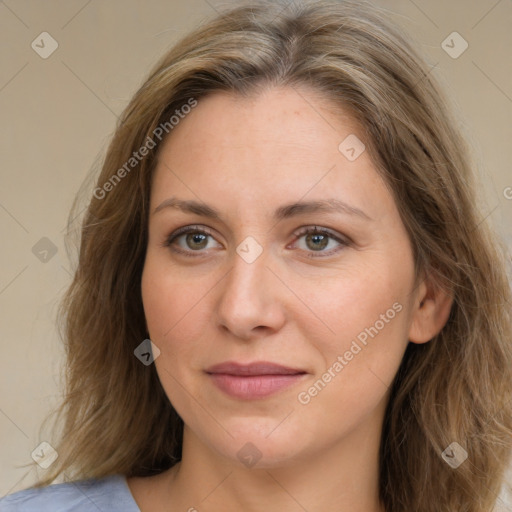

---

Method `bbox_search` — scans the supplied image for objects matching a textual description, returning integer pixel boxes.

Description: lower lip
[207,373,306,400]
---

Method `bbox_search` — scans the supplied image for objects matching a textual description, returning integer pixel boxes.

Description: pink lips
[205,361,307,400]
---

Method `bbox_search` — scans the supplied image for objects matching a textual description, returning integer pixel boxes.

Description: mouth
[205,361,308,400]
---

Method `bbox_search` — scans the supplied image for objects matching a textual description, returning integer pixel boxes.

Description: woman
[2,0,511,510]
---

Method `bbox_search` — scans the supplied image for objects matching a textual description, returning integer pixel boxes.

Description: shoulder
[0,474,140,512]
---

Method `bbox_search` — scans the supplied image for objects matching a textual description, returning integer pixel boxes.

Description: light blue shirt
[0,474,141,511]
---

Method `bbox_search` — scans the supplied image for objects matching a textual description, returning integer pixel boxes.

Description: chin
[207,419,311,469]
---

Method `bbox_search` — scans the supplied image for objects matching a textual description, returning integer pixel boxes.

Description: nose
[214,247,287,340]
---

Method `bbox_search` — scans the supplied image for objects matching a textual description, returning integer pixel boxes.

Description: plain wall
[1,0,511,503]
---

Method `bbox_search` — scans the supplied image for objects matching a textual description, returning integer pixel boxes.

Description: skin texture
[128,85,453,512]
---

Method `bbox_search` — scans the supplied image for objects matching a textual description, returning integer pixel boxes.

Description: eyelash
[161,225,350,259]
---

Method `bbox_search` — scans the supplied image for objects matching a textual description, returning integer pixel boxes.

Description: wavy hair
[21,1,512,510]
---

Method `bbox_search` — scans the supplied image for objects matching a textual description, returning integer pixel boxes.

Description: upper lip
[205,361,307,376]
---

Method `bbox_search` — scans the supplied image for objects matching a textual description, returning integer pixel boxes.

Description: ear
[408,276,454,344]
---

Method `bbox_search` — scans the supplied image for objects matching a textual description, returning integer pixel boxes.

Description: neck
[159,417,385,512]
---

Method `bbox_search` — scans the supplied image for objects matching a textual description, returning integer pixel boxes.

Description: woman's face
[141,86,422,468]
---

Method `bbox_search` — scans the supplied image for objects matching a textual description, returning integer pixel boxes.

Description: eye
[290,226,350,258]
[161,225,350,258]
[162,225,221,257]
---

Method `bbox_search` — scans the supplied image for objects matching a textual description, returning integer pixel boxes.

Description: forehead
[150,86,391,221]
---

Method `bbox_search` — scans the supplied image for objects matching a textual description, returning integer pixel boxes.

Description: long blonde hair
[23,1,512,510]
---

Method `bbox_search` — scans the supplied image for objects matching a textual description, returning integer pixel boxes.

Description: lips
[205,361,308,400]
[205,361,307,376]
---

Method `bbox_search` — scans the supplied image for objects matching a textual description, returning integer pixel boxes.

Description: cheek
[294,274,410,439]
[141,263,175,341]
[141,252,202,341]
[141,253,214,385]
[305,257,411,349]
[297,255,413,410]
[141,257,202,408]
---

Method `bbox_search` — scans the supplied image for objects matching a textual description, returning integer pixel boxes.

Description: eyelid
[292,225,350,244]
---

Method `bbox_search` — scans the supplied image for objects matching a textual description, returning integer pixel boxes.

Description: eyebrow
[153,197,372,221]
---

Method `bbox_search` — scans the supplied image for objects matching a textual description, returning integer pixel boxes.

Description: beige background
[1,0,511,505]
